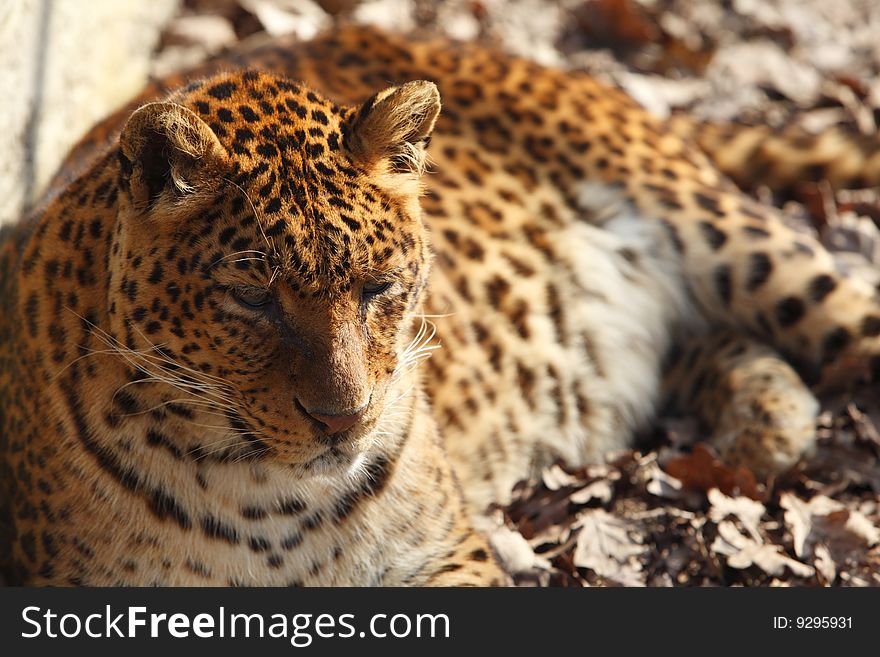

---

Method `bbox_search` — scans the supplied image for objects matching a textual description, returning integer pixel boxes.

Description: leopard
[2,25,880,586]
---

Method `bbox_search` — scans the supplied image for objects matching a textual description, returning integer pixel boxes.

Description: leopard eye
[362,281,392,299]
[232,285,272,309]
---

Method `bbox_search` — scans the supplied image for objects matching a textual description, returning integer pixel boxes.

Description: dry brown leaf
[489,525,551,575]
[506,489,576,540]
[542,464,581,491]
[780,492,880,563]
[644,460,685,499]
[572,509,646,586]
[664,444,761,499]
[239,0,330,38]
[314,0,359,15]
[572,0,658,48]
[708,488,766,541]
[780,492,842,558]
[710,41,822,106]
[814,544,837,584]
[846,402,880,447]
[569,478,614,504]
[843,510,880,544]
[712,521,815,578]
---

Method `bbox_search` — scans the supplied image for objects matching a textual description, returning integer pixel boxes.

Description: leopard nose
[303,406,366,435]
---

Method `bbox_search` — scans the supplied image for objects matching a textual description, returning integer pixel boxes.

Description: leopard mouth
[293,396,375,447]
[302,444,360,473]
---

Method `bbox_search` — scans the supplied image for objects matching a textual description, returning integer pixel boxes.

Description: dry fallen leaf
[846,402,880,447]
[708,488,766,542]
[710,40,822,106]
[572,509,646,586]
[571,0,658,49]
[542,463,581,491]
[239,0,330,38]
[712,521,815,578]
[813,544,837,584]
[664,444,761,500]
[569,478,614,504]
[779,492,880,563]
[643,459,688,500]
[780,492,842,558]
[489,524,551,575]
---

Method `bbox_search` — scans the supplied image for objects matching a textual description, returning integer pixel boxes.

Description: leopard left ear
[347,80,440,178]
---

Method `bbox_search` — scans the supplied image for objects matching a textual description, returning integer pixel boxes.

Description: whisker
[221,177,276,261]
[120,397,231,419]
[64,307,242,421]
[208,249,268,269]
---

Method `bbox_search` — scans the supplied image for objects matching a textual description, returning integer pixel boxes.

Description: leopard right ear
[118,102,229,215]
[346,80,440,179]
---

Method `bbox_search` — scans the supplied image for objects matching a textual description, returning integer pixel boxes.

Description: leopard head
[108,70,440,470]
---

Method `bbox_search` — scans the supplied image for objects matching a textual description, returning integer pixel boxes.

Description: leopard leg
[662,329,819,478]
[421,532,508,586]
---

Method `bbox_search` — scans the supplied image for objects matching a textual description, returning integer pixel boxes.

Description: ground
[31,0,880,586]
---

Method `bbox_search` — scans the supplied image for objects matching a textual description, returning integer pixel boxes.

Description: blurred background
[3,0,880,229]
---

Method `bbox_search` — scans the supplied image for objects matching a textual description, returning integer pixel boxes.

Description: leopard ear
[347,80,440,178]
[119,101,228,214]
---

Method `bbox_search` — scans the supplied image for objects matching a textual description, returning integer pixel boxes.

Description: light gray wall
[0,0,179,227]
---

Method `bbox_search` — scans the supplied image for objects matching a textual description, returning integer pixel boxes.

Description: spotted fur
[2,26,880,586]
